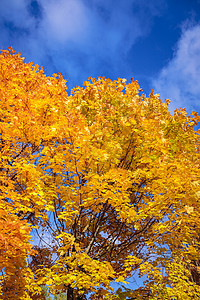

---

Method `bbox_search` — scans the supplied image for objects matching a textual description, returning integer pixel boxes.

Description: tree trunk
[67,287,86,300]
[67,286,74,300]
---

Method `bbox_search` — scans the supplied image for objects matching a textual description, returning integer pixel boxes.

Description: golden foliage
[0,48,200,299]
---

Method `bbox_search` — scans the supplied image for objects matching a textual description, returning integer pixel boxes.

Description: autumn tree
[0,48,200,299]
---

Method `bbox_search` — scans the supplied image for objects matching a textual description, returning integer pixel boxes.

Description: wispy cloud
[40,0,89,44]
[0,0,165,89]
[152,23,200,114]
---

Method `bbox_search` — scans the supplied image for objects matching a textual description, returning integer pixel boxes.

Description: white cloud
[34,0,165,84]
[0,0,34,29]
[40,0,89,44]
[153,24,200,114]
[0,0,165,88]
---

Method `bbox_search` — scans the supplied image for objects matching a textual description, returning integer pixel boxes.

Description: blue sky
[1,0,200,293]
[1,0,200,114]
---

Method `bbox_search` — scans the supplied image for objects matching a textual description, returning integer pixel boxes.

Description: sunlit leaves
[0,48,200,299]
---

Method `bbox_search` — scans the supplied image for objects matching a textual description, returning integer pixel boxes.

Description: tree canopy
[0,48,200,299]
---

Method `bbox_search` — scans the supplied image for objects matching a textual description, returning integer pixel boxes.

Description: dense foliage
[0,48,200,299]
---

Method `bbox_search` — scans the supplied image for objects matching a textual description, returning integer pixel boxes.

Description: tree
[0,47,200,299]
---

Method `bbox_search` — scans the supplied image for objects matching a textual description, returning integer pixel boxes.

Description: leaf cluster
[0,48,200,299]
